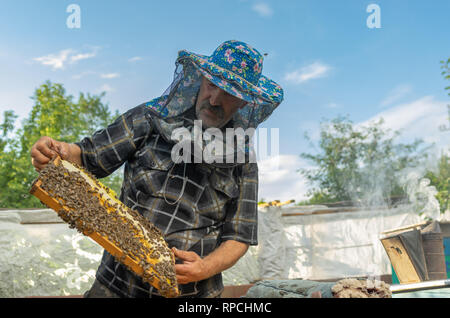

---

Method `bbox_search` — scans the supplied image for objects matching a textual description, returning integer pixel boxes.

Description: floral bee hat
[146,40,284,131]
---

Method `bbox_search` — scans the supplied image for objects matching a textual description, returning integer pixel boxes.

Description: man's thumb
[56,143,69,159]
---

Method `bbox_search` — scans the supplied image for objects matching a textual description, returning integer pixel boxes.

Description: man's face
[195,77,247,129]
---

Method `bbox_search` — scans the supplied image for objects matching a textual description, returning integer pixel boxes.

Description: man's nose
[209,87,224,106]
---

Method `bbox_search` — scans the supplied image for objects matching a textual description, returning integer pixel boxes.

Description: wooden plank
[381,221,428,237]
[381,237,422,284]
[281,207,360,217]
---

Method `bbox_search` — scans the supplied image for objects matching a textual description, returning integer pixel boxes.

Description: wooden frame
[29,157,179,297]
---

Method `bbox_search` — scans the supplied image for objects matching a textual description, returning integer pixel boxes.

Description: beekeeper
[30,40,284,298]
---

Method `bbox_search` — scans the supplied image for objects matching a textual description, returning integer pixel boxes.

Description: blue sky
[1,0,449,201]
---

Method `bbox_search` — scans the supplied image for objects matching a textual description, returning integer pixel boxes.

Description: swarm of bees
[35,159,178,297]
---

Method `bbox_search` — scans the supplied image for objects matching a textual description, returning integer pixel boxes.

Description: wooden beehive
[381,221,448,284]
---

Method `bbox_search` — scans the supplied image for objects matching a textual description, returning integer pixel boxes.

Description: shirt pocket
[132,144,175,197]
[208,167,240,199]
[136,142,174,171]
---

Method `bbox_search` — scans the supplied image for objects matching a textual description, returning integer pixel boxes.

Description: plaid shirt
[75,104,258,298]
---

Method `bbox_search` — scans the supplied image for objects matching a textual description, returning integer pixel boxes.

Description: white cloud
[69,52,96,64]
[284,62,331,84]
[252,2,273,17]
[258,154,311,202]
[33,49,73,70]
[33,48,98,70]
[100,73,120,79]
[128,56,143,62]
[380,84,412,108]
[360,96,449,151]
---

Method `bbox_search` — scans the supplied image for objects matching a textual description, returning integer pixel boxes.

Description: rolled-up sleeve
[75,105,153,178]
[221,162,259,246]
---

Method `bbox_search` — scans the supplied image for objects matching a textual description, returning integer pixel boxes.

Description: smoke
[398,150,441,220]
[399,170,441,221]
[344,151,441,220]
[346,161,395,209]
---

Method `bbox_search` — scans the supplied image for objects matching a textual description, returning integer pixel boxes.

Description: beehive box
[381,221,448,284]
[380,225,427,284]
[30,156,179,297]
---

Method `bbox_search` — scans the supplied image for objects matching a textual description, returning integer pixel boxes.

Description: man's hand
[172,240,249,285]
[30,136,82,172]
[172,248,209,284]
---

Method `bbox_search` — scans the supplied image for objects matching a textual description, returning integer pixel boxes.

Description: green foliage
[0,110,17,153]
[425,155,450,214]
[427,57,449,213]
[0,81,122,208]
[299,116,429,206]
[296,192,335,206]
[441,58,450,92]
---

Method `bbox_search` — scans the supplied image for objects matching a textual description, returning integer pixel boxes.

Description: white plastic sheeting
[0,210,102,297]
[222,204,422,285]
[0,206,423,296]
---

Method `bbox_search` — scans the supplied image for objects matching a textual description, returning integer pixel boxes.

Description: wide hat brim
[177,50,283,105]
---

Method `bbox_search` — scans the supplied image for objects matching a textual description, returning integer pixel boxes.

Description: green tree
[0,110,17,153]
[0,81,122,208]
[424,58,450,214]
[425,154,449,214]
[299,116,429,206]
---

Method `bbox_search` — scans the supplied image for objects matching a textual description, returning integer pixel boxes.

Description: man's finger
[55,143,69,160]
[176,274,189,285]
[31,148,52,166]
[33,161,46,172]
[174,263,191,275]
[36,141,57,159]
[172,247,198,262]
[31,158,40,172]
